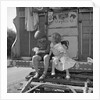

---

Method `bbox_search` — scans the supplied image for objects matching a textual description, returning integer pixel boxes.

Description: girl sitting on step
[50,32,76,79]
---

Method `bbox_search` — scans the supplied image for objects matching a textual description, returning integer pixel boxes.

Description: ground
[7,65,93,93]
[7,67,33,93]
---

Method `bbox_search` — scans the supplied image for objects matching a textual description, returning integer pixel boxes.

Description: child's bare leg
[51,61,56,75]
[65,69,70,79]
[39,54,50,79]
[32,55,41,78]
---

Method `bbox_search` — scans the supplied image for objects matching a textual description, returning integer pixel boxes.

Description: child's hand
[33,47,39,54]
[33,47,39,51]
[53,57,59,65]
[58,52,63,58]
[38,50,45,53]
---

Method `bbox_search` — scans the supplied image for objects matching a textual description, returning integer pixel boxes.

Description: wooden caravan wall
[17,7,35,57]
[16,8,46,57]
[48,11,78,59]
[78,8,93,60]
[15,7,93,60]
[48,8,93,60]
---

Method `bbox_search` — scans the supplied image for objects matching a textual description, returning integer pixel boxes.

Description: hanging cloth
[25,7,39,31]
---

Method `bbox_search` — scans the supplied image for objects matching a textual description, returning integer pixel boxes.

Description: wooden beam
[44,78,93,87]
[26,84,42,93]
[21,77,34,93]
[30,82,93,93]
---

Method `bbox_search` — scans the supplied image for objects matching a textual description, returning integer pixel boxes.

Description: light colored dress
[50,42,76,71]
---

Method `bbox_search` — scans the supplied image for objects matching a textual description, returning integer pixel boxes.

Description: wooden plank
[13,60,93,72]
[79,8,93,13]
[79,13,92,21]
[19,18,29,56]
[83,34,90,39]
[26,84,42,93]
[48,28,78,37]
[41,84,76,93]
[82,27,93,34]
[21,77,34,93]
[83,82,89,93]
[31,82,93,93]
[71,74,93,80]
[82,20,93,27]
[32,77,93,87]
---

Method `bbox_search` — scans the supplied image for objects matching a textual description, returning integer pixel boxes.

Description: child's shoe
[39,73,46,80]
[65,75,70,80]
[51,72,55,76]
[33,72,39,78]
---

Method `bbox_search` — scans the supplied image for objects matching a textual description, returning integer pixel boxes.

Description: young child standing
[50,32,76,79]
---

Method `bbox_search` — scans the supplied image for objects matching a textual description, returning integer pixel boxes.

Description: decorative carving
[11,16,20,58]
[48,12,77,28]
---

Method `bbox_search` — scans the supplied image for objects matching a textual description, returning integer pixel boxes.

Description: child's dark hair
[52,32,61,43]
[61,40,69,49]
[34,30,47,40]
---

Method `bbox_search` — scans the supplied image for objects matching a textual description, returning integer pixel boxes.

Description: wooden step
[12,60,93,72]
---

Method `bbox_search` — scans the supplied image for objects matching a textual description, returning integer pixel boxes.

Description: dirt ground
[7,81,23,93]
[7,67,93,93]
[7,67,33,93]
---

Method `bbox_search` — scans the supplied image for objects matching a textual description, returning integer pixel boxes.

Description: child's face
[51,33,61,44]
[51,34,56,44]
[51,37,56,44]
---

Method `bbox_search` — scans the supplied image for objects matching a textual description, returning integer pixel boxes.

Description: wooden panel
[91,13,93,19]
[82,33,93,59]
[82,20,93,27]
[78,17,93,60]
[48,28,78,37]
[63,36,78,58]
[82,33,89,39]
[19,18,29,56]
[82,26,92,34]
[82,39,89,59]
[48,11,77,28]
[19,17,38,57]
[91,42,93,58]
[39,15,45,34]
[79,8,93,13]
[18,7,25,11]
[82,33,93,40]
[17,7,25,17]
[79,13,92,20]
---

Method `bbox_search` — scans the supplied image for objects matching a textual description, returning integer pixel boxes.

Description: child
[50,32,76,79]
[32,31,50,80]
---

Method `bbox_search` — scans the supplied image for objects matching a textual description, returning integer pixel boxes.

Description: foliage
[7,28,16,58]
